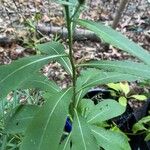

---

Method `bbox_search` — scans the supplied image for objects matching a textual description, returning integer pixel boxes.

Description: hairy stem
[64,4,77,110]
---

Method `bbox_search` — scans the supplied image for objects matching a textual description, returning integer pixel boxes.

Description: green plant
[0,89,43,149]
[1,0,150,150]
[132,115,150,141]
[21,12,51,49]
[107,82,147,106]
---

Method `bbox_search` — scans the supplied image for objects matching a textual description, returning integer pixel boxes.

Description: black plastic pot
[84,88,150,150]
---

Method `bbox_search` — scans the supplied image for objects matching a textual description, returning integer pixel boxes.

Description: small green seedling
[107,82,147,107]
[133,115,150,141]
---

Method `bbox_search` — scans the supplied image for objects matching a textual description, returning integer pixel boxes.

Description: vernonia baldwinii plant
[1,0,150,150]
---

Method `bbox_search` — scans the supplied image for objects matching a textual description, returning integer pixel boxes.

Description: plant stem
[125,130,147,136]
[64,4,77,110]
[112,0,129,29]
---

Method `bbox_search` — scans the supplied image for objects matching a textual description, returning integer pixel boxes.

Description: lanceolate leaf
[86,100,125,124]
[132,116,150,133]
[71,109,98,150]
[20,88,72,150]
[4,105,39,134]
[91,126,131,150]
[130,95,147,101]
[36,41,72,75]
[78,60,150,79]
[75,69,139,108]
[68,0,78,17]
[77,69,140,92]
[77,19,150,65]
[0,54,65,99]
[19,73,61,93]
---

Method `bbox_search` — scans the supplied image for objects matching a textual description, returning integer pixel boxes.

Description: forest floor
[0,0,150,94]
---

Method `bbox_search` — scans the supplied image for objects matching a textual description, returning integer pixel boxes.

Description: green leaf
[36,41,72,75]
[77,99,95,118]
[86,100,125,124]
[4,105,39,134]
[145,133,150,141]
[56,0,75,6]
[19,73,61,93]
[91,126,131,150]
[71,109,98,150]
[132,116,150,133]
[0,100,3,119]
[132,123,147,134]
[78,60,150,80]
[107,83,121,92]
[67,0,78,17]
[75,69,139,108]
[77,19,150,65]
[120,82,130,96]
[76,88,90,109]
[20,88,72,150]
[0,54,65,99]
[136,116,150,124]
[118,97,127,107]
[77,69,140,91]
[130,95,147,101]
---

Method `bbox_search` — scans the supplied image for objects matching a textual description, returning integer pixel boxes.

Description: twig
[36,24,100,41]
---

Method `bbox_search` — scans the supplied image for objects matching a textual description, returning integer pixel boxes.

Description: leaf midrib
[79,62,150,74]
[74,109,87,150]
[78,74,136,91]
[0,54,65,84]
[49,45,72,75]
[75,76,91,108]
[37,87,71,149]
[91,129,109,142]
[87,106,109,123]
[30,79,60,92]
